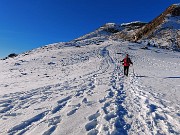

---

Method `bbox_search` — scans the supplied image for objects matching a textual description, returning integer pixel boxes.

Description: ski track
[0,41,180,134]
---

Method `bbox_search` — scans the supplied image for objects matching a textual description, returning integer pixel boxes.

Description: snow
[143,14,180,50]
[121,21,146,26]
[105,23,116,26]
[174,3,180,7]
[0,37,180,135]
[163,16,180,29]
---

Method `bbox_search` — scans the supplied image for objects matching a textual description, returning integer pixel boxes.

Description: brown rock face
[135,4,180,41]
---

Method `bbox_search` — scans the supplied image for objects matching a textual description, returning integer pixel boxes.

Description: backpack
[123,58,131,66]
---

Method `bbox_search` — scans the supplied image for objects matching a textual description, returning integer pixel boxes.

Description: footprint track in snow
[52,96,72,114]
[99,69,130,134]
[0,84,62,117]
[8,110,49,134]
[67,103,81,116]
[42,116,61,135]
[125,76,180,134]
[85,111,100,135]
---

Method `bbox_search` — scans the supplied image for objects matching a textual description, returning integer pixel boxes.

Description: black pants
[124,66,129,76]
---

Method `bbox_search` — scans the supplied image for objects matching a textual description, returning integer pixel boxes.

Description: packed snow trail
[0,40,180,135]
[124,76,180,135]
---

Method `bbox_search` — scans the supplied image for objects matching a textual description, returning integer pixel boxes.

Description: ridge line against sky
[0,0,179,58]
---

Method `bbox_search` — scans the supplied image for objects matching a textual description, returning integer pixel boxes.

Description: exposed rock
[135,4,180,41]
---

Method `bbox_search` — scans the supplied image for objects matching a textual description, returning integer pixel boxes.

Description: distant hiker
[121,54,133,76]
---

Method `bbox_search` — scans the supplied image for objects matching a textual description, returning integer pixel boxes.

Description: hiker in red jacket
[121,54,133,76]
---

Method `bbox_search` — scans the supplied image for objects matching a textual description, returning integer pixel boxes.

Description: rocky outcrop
[74,4,179,50]
[135,4,180,41]
[111,22,146,40]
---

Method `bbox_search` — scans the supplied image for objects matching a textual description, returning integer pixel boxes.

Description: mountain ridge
[1,4,179,60]
[134,4,180,49]
[135,4,180,40]
[73,3,180,50]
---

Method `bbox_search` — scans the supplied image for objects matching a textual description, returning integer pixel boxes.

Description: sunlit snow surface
[0,39,180,135]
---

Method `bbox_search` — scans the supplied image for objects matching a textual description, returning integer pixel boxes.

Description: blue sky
[0,0,179,58]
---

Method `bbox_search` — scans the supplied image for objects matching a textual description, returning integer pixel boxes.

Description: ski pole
[132,66,135,77]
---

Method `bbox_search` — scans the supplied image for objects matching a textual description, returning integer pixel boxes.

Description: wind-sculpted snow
[0,40,180,134]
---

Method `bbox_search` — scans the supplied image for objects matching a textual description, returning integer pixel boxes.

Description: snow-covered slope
[75,23,122,41]
[74,22,146,44]
[141,15,180,50]
[136,4,180,50]
[0,3,180,135]
[0,37,180,134]
[71,23,123,47]
[112,21,146,41]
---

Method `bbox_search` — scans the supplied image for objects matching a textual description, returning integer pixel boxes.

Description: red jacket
[122,57,133,66]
